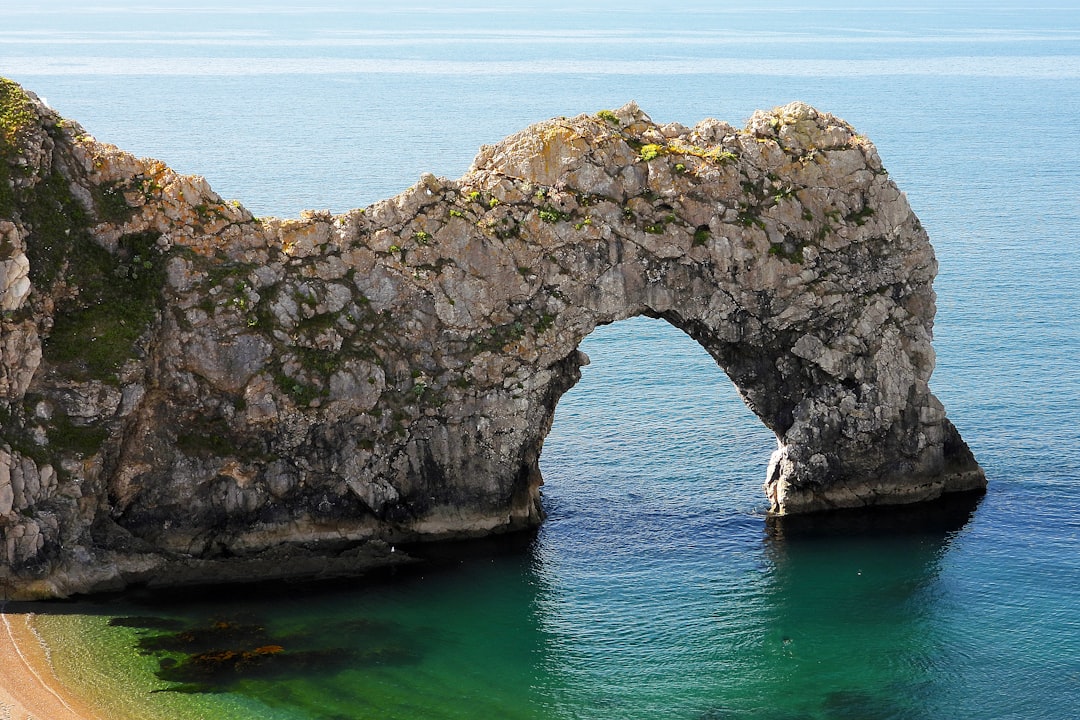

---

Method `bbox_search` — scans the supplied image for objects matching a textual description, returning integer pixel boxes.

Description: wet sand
[0,612,102,720]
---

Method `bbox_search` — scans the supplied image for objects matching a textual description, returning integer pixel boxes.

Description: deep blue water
[2,2,1080,718]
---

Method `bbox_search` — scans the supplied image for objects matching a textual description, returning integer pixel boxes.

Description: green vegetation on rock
[44,230,166,382]
[0,79,35,145]
[22,169,92,285]
[0,78,36,216]
[46,411,108,458]
[538,206,569,224]
[595,109,620,126]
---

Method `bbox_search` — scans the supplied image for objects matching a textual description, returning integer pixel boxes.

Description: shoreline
[0,612,102,720]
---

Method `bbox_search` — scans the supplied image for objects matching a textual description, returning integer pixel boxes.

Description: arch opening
[538,316,776,522]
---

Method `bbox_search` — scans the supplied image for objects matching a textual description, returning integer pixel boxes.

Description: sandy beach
[0,612,101,720]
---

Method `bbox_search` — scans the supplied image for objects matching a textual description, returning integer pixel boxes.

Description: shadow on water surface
[693,491,984,720]
[1,496,984,717]
[523,488,985,720]
[764,489,984,541]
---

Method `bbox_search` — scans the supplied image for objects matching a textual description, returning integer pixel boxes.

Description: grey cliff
[0,79,984,599]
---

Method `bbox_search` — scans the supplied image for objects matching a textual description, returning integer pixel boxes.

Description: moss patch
[273,371,325,406]
[0,399,105,470]
[22,169,92,286]
[845,206,875,226]
[0,157,14,219]
[44,231,166,382]
[0,404,50,467]
[46,411,108,458]
[91,179,139,224]
[474,320,527,352]
[768,238,806,264]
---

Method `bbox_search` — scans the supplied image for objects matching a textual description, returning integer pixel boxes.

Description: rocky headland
[0,78,984,599]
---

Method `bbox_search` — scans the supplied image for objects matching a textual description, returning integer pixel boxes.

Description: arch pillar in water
[472,104,985,517]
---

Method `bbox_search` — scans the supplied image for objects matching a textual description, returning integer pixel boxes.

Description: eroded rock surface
[0,78,984,598]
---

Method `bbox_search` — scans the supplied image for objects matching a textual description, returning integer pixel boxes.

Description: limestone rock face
[0,79,984,599]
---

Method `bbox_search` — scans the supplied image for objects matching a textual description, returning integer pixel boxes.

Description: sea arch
[441,101,986,523]
[0,81,985,596]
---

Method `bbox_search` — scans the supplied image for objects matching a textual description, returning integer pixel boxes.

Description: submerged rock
[0,79,983,599]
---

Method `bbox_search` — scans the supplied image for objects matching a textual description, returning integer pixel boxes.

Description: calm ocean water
[3,1,1080,718]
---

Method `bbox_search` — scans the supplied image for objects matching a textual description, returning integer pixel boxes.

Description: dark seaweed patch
[155,645,350,689]
[136,620,272,655]
[122,614,423,694]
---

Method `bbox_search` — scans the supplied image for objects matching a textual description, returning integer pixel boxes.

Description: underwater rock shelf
[0,78,984,599]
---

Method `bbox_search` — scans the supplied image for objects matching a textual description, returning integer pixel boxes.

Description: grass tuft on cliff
[0,77,37,218]
[0,78,35,146]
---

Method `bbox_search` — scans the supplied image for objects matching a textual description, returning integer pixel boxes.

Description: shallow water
[3,1,1080,718]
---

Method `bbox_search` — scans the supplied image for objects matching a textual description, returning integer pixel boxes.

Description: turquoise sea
[3,1,1080,718]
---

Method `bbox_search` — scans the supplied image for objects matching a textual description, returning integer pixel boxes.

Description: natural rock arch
[0,80,984,597]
